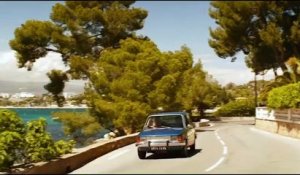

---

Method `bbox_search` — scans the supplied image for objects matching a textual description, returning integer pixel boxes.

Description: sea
[1,107,109,141]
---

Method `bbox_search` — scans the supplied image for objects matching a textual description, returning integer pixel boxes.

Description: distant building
[63,92,77,99]
[0,93,10,98]
[11,92,35,99]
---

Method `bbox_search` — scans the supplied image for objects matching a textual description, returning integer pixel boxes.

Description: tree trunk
[198,106,205,118]
[273,67,278,77]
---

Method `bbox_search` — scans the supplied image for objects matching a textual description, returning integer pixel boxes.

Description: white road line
[205,156,225,172]
[205,130,228,172]
[107,149,130,160]
[220,140,225,146]
[223,146,228,155]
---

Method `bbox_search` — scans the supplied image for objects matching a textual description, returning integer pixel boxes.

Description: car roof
[149,111,188,116]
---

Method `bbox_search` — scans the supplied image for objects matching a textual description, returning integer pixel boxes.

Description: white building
[63,92,77,99]
[0,93,10,98]
[11,92,35,99]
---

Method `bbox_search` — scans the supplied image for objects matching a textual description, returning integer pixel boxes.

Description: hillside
[0,81,85,95]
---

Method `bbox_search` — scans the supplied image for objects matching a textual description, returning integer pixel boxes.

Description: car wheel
[190,142,196,151]
[138,150,146,159]
[182,146,189,157]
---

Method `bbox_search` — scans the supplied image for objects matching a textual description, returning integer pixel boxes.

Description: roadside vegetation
[214,99,255,117]
[209,1,300,114]
[0,109,74,171]
[267,82,300,109]
[9,1,229,137]
[3,1,300,170]
[52,111,101,146]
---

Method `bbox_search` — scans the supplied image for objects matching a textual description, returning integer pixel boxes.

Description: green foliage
[86,38,195,134]
[177,62,230,116]
[0,131,24,170]
[0,110,74,170]
[10,1,148,103]
[25,118,56,162]
[114,101,151,133]
[214,100,255,117]
[44,70,68,107]
[54,140,75,155]
[0,110,25,133]
[9,1,228,135]
[267,82,300,109]
[9,1,153,135]
[209,1,300,75]
[0,110,25,170]
[52,112,101,146]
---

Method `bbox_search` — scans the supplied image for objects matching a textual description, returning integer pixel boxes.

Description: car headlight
[136,136,147,143]
[171,135,185,142]
[176,135,185,143]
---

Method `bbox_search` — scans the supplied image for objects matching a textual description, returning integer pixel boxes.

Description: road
[71,122,300,174]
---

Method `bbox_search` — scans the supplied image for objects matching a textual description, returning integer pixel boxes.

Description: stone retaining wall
[255,119,300,139]
[16,133,138,174]
[220,117,255,121]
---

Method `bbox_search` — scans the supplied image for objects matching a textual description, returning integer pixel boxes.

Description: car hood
[139,128,184,137]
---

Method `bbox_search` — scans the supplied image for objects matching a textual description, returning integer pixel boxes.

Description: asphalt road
[71,122,300,174]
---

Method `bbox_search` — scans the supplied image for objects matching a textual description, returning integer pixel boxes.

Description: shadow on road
[145,149,202,159]
[196,129,215,132]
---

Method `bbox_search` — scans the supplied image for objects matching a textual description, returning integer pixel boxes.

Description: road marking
[107,149,130,160]
[223,146,228,155]
[205,156,225,172]
[205,130,228,172]
[220,140,225,146]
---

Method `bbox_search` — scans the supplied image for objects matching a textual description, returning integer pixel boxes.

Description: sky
[0,1,275,86]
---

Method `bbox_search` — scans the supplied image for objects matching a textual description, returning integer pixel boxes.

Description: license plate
[151,146,167,150]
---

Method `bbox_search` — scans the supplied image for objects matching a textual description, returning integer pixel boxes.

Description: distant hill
[0,80,85,95]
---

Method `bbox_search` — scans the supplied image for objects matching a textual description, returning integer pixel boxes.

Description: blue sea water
[3,108,108,141]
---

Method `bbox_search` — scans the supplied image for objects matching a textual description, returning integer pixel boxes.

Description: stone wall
[220,117,255,121]
[255,119,300,139]
[16,133,138,174]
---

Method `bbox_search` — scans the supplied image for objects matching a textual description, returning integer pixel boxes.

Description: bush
[0,109,74,170]
[24,118,75,163]
[267,82,300,109]
[52,112,101,146]
[0,110,25,170]
[214,100,255,117]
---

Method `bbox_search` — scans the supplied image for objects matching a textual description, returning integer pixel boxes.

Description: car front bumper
[136,140,186,152]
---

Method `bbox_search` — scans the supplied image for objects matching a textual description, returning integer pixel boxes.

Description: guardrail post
[288,109,291,121]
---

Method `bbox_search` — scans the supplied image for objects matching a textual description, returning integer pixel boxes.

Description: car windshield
[145,115,184,129]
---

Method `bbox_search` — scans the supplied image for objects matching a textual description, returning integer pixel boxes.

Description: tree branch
[45,48,62,54]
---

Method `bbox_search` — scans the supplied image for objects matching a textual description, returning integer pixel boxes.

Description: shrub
[0,109,74,170]
[214,100,255,117]
[52,112,101,146]
[267,82,300,109]
[24,118,74,163]
[0,110,25,170]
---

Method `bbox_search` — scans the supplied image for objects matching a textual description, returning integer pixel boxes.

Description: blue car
[136,112,197,159]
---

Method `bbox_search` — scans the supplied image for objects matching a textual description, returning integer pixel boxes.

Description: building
[11,92,35,99]
[63,92,77,99]
[0,93,10,98]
